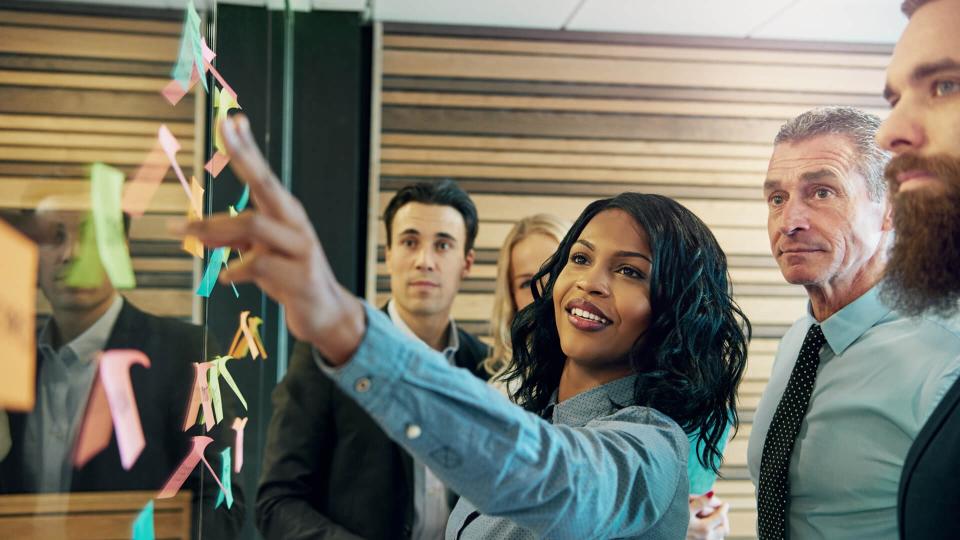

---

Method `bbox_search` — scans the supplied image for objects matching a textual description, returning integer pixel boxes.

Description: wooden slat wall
[0,5,198,321]
[372,24,892,539]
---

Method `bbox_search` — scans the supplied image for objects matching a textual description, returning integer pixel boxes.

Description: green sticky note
[131,500,155,540]
[65,214,105,288]
[207,361,223,425]
[216,356,248,411]
[90,163,135,289]
[215,447,233,509]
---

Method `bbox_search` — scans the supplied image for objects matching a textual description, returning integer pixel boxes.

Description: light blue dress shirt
[747,285,960,539]
[315,302,690,539]
[24,295,124,492]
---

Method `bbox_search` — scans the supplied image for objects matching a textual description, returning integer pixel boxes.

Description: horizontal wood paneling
[1,6,200,322]
[374,26,886,539]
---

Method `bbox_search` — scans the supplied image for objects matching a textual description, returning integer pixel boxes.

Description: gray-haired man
[747,106,960,539]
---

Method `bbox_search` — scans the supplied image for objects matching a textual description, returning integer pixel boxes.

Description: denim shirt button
[405,424,422,439]
[355,377,372,393]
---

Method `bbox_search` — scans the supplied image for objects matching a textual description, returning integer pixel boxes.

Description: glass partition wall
[0,1,296,538]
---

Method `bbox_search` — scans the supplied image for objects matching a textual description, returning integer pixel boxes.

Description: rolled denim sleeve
[314,302,686,539]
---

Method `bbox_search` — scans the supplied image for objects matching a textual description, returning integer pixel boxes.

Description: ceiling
[26,0,910,44]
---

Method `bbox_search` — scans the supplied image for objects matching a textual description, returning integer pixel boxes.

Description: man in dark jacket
[0,208,244,539]
[256,180,490,540]
[876,2,960,538]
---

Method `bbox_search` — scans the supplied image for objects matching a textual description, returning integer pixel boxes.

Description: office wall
[370,23,892,539]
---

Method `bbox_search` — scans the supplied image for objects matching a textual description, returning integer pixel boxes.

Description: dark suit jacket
[898,376,960,539]
[0,299,245,539]
[256,309,490,540]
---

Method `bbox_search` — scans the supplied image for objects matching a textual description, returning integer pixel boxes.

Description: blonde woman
[484,214,570,390]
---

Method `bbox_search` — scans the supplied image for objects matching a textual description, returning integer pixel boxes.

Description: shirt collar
[806,284,891,355]
[547,373,639,428]
[387,299,459,360]
[39,295,124,364]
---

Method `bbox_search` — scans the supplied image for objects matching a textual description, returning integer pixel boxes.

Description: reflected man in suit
[0,206,244,539]
[256,180,490,540]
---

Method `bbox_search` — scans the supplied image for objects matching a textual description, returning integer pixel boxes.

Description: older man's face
[877,0,960,315]
[764,134,891,290]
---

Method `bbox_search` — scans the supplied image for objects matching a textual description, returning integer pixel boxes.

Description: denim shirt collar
[544,373,639,428]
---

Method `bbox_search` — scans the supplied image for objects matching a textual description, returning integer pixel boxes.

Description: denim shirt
[315,302,689,539]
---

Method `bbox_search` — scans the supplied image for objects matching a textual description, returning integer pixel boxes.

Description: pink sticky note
[204,151,230,177]
[99,350,151,470]
[201,39,237,99]
[182,362,215,431]
[161,65,201,106]
[231,417,247,473]
[122,142,169,217]
[73,377,112,468]
[156,435,227,500]
[157,125,194,205]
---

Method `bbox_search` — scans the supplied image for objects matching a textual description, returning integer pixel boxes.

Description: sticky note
[157,125,194,206]
[182,176,204,258]
[171,0,205,93]
[208,356,247,427]
[201,38,237,99]
[161,65,199,106]
[157,436,227,500]
[215,447,233,509]
[90,163,135,289]
[64,214,105,288]
[0,220,37,411]
[236,185,250,212]
[132,500,155,540]
[99,350,151,470]
[122,142,168,218]
[228,311,267,360]
[204,152,230,177]
[73,378,112,468]
[206,87,242,177]
[196,247,226,298]
[182,362,215,431]
[231,417,247,473]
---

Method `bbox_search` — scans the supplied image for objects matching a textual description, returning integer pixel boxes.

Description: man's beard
[882,153,960,316]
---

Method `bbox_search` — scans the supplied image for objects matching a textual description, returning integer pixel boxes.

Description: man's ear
[881,196,894,232]
[462,248,475,278]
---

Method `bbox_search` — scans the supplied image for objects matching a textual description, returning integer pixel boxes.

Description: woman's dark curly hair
[502,193,750,473]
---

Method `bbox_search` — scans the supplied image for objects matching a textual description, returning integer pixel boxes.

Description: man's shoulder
[454,325,490,374]
[112,299,206,353]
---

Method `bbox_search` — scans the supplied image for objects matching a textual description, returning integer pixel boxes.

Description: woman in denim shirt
[188,115,750,540]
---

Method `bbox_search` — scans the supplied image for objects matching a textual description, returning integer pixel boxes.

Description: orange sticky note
[99,350,151,470]
[157,125,193,207]
[228,311,267,360]
[182,362,215,431]
[0,220,37,411]
[156,435,227,500]
[122,141,169,218]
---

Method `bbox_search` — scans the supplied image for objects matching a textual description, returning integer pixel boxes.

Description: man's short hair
[383,179,479,253]
[901,0,934,17]
[774,106,891,202]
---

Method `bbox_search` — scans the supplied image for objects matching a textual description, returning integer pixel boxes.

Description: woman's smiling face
[553,209,653,369]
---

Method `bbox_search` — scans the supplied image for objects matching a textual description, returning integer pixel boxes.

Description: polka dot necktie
[757,324,827,540]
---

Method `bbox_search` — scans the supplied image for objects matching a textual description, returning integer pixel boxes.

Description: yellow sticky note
[182,176,204,258]
[0,220,38,411]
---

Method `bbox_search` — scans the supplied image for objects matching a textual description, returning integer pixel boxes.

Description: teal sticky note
[131,500,155,540]
[196,246,226,297]
[91,162,136,289]
[172,0,206,92]
[235,185,250,212]
[215,447,233,509]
